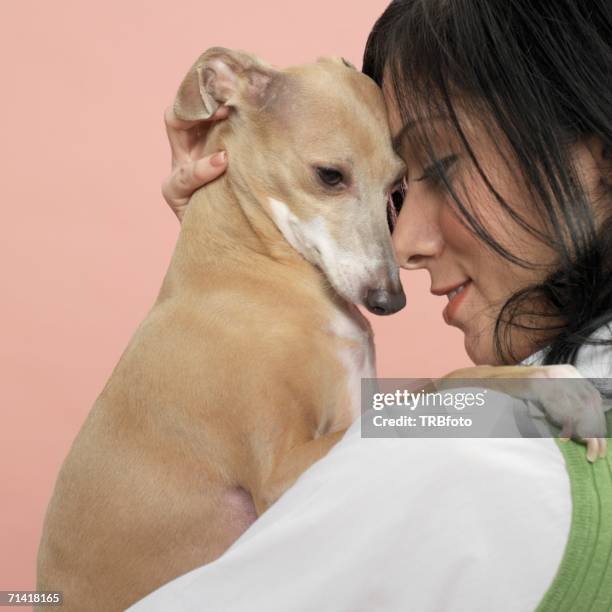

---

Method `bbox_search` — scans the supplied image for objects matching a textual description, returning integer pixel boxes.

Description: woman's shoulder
[337,425,570,500]
[314,432,572,610]
[129,430,573,612]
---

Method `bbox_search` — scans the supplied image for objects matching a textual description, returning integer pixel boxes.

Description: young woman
[135,1,612,609]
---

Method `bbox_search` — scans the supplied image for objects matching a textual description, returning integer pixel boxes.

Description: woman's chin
[464,332,498,366]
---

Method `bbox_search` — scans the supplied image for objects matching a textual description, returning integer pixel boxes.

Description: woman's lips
[442,280,472,324]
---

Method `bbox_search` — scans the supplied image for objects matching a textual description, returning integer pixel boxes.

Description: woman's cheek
[438,203,480,256]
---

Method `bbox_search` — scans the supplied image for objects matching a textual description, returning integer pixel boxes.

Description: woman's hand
[161,105,229,221]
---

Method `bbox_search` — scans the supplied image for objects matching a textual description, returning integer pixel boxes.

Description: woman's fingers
[162,105,230,220]
[161,152,228,220]
[163,152,228,201]
[164,105,230,165]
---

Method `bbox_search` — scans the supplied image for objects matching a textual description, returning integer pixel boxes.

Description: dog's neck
[174,168,305,265]
[161,162,343,310]
[179,117,302,256]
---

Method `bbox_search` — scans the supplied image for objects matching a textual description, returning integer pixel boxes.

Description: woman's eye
[316,167,344,187]
[415,154,458,185]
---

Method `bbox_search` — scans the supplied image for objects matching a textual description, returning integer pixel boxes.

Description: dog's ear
[174,47,277,121]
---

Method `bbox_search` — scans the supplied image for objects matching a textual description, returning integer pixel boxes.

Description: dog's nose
[365,287,406,316]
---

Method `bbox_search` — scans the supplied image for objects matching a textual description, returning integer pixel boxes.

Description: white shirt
[129,330,611,612]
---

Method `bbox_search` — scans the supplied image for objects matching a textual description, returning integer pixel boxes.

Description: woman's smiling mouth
[447,283,467,302]
[431,280,472,325]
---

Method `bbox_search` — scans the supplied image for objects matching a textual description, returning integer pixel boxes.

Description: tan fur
[36,49,402,610]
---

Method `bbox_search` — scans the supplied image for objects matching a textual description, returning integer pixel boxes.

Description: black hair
[363,0,612,365]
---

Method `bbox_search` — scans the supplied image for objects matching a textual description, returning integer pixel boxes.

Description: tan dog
[37,48,406,611]
[37,48,606,611]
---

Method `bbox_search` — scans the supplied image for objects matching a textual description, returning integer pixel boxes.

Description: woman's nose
[392,191,444,269]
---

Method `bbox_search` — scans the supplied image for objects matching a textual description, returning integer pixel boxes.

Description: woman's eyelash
[415,154,458,183]
[385,155,457,231]
[387,177,408,231]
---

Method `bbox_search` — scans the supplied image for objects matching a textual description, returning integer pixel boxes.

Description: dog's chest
[327,307,375,420]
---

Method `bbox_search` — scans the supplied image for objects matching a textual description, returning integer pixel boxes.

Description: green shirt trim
[537,428,612,611]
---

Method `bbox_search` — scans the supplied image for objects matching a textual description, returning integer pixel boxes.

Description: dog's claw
[584,438,608,463]
[599,437,607,459]
[586,438,599,463]
[559,422,573,441]
[560,436,607,463]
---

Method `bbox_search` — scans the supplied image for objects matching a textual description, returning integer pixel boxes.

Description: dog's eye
[316,167,344,187]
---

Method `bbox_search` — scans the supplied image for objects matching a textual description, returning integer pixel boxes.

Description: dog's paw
[526,365,608,462]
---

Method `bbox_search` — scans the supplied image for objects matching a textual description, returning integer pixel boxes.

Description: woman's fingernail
[210,151,227,167]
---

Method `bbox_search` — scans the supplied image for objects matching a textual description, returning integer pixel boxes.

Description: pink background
[0,0,470,591]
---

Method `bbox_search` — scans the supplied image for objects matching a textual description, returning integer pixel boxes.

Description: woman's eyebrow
[391,115,448,153]
[392,122,417,153]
